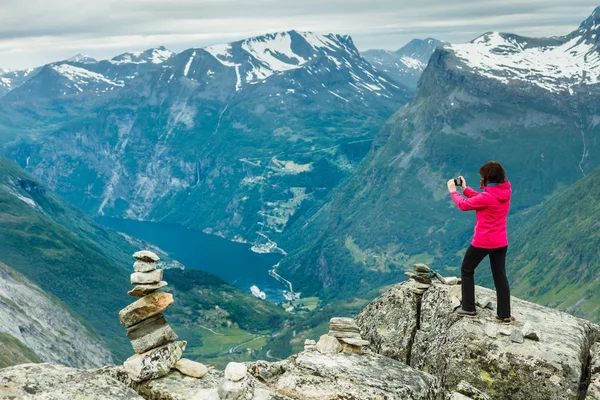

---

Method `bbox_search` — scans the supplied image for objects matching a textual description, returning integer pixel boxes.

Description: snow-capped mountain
[362,38,446,88]
[67,54,98,64]
[167,31,404,99]
[446,8,600,93]
[110,46,174,65]
[0,67,40,97]
[0,30,411,247]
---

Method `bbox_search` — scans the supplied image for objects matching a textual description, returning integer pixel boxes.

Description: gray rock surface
[357,282,600,400]
[119,292,173,328]
[133,250,160,262]
[133,260,157,273]
[0,363,142,399]
[123,341,186,382]
[97,366,225,400]
[328,330,362,339]
[413,263,431,273]
[355,282,419,363]
[589,343,600,399]
[248,351,439,399]
[127,314,178,354]
[128,281,168,297]
[0,263,113,368]
[131,269,163,285]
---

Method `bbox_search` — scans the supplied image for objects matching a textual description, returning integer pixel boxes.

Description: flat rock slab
[0,363,143,400]
[133,260,157,273]
[329,317,360,332]
[127,314,178,354]
[119,292,173,328]
[124,341,186,382]
[131,269,163,285]
[338,337,370,346]
[328,330,362,339]
[133,250,160,262]
[128,281,168,297]
[248,351,439,399]
[358,281,600,400]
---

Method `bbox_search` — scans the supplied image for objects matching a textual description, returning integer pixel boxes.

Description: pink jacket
[450,181,512,249]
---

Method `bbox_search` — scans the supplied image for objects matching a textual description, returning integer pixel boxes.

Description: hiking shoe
[456,308,477,318]
[495,315,514,325]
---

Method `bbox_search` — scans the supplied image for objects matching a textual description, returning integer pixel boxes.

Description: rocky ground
[1,279,599,399]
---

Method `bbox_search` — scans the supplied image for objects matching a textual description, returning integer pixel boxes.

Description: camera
[453,177,463,187]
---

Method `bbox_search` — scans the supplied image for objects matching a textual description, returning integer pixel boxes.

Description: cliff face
[3,279,600,399]
[0,262,113,368]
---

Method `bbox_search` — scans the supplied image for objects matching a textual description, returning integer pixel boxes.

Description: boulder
[588,343,600,399]
[315,334,342,354]
[133,260,157,273]
[128,281,168,297]
[224,362,247,382]
[248,351,439,399]
[174,358,208,379]
[119,292,173,328]
[133,250,160,262]
[130,269,163,285]
[0,363,143,399]
[123,341,186,382]
[357,282,600,400]
[126,314,178,354]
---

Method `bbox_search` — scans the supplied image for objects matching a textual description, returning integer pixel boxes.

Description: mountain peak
[110,47,174,65]
[67,54,97,64]
[579,6,600,30]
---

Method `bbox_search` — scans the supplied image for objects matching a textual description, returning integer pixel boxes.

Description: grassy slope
[0,333,42,368]
[0,158,134,360]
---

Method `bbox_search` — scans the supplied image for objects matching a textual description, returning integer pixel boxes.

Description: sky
[1,0,599,70]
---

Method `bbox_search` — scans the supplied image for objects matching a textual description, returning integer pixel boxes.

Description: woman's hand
[459,176,467,189]
[447,179,457,193]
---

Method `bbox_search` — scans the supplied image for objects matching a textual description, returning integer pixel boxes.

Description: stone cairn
[120,250,207,382]
[305,317,370,355]
[405,263,461,296]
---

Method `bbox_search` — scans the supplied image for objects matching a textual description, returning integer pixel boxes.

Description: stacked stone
[405,263,434,295]
[313,317,370,355]
[120,250,186,382]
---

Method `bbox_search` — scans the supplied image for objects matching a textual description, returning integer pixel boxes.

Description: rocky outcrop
[357,281,600,400]
[0,363,142,399]
[0,262,113,369]
[248,351,439,399]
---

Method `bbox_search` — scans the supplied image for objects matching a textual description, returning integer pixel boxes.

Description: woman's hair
[479,161,507,185]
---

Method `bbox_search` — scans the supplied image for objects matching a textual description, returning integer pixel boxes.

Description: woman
[447,161,512,324]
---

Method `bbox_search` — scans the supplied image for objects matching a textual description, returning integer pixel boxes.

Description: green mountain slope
[0,158,134,359]
[0,157,292,364]
[277,9,600,298]
[0,333,42,368]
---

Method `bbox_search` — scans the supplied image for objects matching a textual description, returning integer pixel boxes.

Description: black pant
[461,245,510,318]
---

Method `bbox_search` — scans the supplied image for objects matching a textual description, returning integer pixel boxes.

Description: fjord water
[97,218,285,302]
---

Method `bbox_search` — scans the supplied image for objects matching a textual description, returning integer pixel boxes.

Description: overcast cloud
[1,0,599,69]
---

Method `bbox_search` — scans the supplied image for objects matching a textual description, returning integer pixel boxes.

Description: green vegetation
[161,268,290,368]
[0,333,42,368]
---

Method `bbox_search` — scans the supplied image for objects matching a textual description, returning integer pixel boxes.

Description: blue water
[96,218,286,303]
